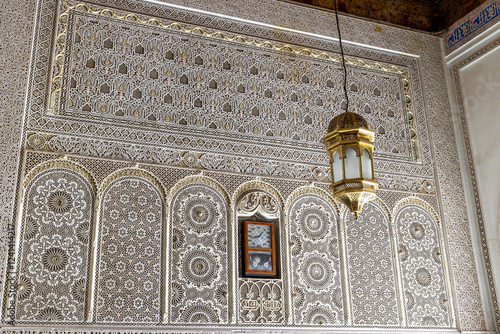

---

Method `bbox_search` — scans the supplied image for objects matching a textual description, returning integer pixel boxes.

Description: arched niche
[286,187,345,326]
[17,160,96,323]
[342,198,401,325]
[168,175,230,325]
[393,197,453,327]
[232,181,285,325]
[95,169,165,323]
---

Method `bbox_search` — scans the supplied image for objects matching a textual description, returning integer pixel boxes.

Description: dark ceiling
[286,0,488,32]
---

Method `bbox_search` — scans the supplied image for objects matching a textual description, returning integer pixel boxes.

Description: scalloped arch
[340,195,392,222]
[285,185,338,214]
[168,174,230,204]
[392,196,441,226]
[24,159,97,192]
[99,167,166,199]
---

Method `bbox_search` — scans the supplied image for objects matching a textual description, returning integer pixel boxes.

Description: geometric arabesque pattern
[1,0,488,328]
[16,167,94,323]
[343,201,400,325]
[62,8,414,163]
[169,182,229,324]
[288,193,344,325]
[395,203,451,327]
[95,176,163,323]
[11,152,457,330]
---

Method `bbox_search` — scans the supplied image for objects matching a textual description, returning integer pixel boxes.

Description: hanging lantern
[324,112,378,219]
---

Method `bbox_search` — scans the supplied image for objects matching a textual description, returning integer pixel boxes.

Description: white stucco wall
[460,44,500,270]
[445,20,500,331]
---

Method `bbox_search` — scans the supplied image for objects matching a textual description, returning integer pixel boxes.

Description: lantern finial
[324,112,378,219]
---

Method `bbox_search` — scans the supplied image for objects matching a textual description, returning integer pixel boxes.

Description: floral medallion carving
[394,203,451,326]
[170,182,229,324]
[288,193,343,325]
[16,167,94,322]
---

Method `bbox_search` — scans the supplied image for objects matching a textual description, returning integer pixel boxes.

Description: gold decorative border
[49,0,418,157]
[23,159,97,192]
[284,185,338,213]
[168,174,230,204]
[99,167,167,199]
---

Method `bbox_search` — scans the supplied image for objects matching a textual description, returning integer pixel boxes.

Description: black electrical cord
[333,0,349,113]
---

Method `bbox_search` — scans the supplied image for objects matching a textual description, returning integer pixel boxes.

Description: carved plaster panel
[95,176,163,323]
[343,200,400,325]
[0,0,490,329]
[16,166,94,323]
[169,182,229,324]
[394,203,452,327]
[288,193,344,326]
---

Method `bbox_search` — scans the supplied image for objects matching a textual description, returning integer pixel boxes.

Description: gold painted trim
[284,185,338,213]
[99,167,167,199]
[50,0,418,156]
[23,159,97,192]
[168,174,230,204]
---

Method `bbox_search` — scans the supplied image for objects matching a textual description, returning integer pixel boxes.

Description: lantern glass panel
[333,151,343,182]
[362,149,372,179]
[345,148,360,179]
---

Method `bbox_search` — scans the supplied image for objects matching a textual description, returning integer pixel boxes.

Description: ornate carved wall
[0,0,495,332]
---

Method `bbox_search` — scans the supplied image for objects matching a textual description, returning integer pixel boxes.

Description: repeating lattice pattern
[61,9,413,163]
[288,194,344,325]
[16,168,93,323]
[344,201,400,325]
[15,151,458,329]
[95,177,163,323]
[395,204,451,326]
[169,183,229,324]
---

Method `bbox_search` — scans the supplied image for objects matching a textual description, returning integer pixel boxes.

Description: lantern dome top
[327,112,371,133]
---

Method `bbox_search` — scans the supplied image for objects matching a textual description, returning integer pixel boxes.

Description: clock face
[247,223,272,249]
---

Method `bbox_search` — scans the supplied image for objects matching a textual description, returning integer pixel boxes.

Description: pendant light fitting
[323,0,378,219]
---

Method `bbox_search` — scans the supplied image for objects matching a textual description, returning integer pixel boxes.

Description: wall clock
[243,221,277,277]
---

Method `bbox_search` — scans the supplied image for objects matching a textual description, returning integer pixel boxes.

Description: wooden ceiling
[287,0,488,32]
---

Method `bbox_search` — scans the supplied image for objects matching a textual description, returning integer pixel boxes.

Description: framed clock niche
[243,221,278,278]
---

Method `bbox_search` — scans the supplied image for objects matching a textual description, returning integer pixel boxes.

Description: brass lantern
[324,112,378,219]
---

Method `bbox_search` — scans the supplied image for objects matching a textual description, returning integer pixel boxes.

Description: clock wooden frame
[243,221,277,277]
